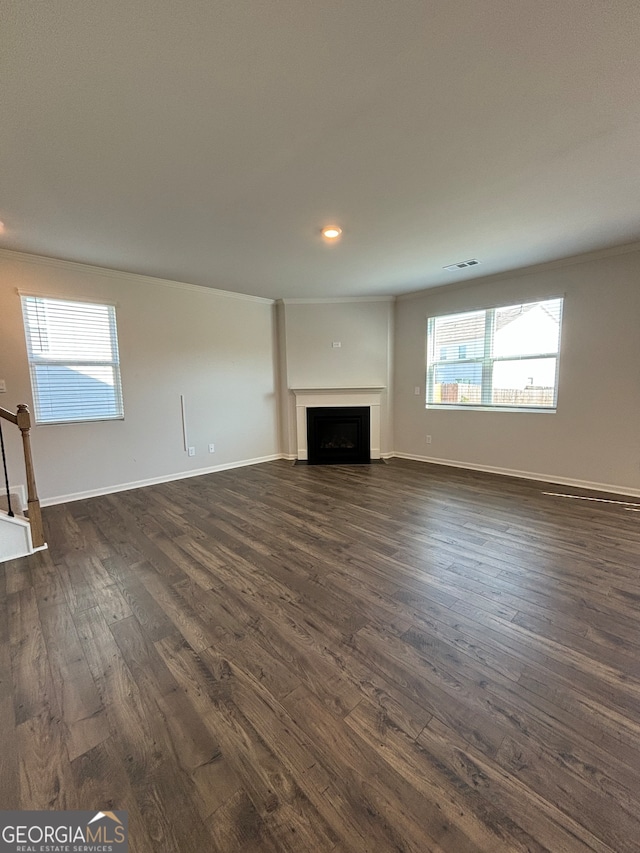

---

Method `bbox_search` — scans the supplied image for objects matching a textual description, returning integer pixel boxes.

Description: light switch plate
[0,380,6,393]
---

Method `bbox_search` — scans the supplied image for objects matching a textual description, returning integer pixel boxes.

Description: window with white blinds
[21,295,124,424]
[426,297,563,411]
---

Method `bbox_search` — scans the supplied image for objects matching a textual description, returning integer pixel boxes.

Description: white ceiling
[2,0,640,299]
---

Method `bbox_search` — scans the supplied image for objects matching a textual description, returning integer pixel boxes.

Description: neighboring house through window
[426,297,563,410]
[21,295,124,424]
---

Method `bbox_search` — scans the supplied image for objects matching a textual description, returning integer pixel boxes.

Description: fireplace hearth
[306,406,370,465]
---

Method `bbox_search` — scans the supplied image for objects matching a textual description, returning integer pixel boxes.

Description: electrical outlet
[414,386,420,396]
[426,435,432,444]
[332,341,341,348]
[188,446,196,457]
[0,379,6,393]
[208,443,215,453]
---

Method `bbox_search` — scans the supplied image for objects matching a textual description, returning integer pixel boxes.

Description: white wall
[0,251,279,503]
[277,299,394,457]
[3,245,637,504]
[394,249,640,495]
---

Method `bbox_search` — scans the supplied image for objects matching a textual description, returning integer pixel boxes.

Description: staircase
[0,404,47,563]
[0,510,36,562]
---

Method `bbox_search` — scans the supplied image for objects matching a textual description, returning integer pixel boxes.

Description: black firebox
[306,406,370,465]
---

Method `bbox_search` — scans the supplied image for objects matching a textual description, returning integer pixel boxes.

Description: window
[21,295,124,424]
[426,297,563,410]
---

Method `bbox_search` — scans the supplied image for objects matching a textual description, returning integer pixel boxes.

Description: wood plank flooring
[2,458,640,852]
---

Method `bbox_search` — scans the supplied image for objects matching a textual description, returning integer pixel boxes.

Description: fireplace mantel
[291,387,385,460]
[291,386,386,393]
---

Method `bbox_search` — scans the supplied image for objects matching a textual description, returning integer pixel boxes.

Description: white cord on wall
[180,394,188,452]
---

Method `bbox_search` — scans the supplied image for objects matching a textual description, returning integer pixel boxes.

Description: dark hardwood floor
[2,458,640,852]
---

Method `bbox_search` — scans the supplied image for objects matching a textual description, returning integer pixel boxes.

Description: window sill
[35,416,125,426]
[426,405,556,414]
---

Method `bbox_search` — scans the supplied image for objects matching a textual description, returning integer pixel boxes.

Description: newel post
[16,404,45,548]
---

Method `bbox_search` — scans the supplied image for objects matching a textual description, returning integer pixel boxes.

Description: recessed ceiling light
[321,225,342,241]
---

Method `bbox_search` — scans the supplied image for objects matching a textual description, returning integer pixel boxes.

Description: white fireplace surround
[292,387,385,461]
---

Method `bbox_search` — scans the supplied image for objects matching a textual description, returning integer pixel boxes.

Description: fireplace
[292,387,384,461]
[306,406,370,465]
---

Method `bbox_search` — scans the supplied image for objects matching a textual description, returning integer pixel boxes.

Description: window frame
[426,298,563,413]
[21,294,125,425]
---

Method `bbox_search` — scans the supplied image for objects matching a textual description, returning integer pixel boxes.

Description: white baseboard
[11,484,27,511]
[40,450,639,508]
[41,454,284,506]
[391,452,640,499]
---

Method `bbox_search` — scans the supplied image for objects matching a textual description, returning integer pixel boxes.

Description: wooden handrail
[1,404,45,549]
[0,406,18,425]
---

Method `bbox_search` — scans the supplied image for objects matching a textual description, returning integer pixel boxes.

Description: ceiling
[2,0,640,300]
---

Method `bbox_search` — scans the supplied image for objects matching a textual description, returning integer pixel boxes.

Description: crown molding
[0,248,275,304]
[279,295,394,304]
[397,240,640,302]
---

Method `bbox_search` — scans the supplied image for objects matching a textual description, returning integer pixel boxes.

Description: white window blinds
[21,295,124,424]
[426,298,563,410]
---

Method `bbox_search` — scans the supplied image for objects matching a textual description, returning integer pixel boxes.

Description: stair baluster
[0,419,15,517]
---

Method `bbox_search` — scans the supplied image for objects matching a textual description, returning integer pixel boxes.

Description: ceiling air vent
[443,259,481,272]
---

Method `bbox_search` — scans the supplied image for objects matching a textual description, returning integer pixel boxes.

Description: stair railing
[0,419,15,517]
[0,404,45,548]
